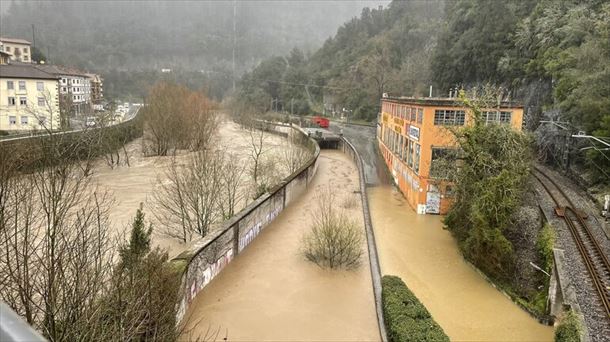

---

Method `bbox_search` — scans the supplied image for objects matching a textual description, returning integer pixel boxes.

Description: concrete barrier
[340,137,388,342]
[171,122,320,323]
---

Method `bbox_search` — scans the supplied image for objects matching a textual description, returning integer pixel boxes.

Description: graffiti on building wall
[238,205,282,252]
[189,249,234,302]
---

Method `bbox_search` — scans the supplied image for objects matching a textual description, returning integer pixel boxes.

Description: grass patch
[382,275,449,342]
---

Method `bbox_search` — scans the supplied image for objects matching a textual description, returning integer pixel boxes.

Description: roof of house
[0,63,58,80]
[35,64,88,77]
[0,37,32,45]
[383,96,523,109]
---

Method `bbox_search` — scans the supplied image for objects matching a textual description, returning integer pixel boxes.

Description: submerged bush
[302,187,363,269]
[382,275,449,342]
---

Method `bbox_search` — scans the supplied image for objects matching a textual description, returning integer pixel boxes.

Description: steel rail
[532,167,610,319]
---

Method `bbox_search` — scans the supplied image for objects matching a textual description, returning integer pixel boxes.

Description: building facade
[86,73,103,105]
[0,63,60,131]
[377,96,523,215]
[0,37,32,63]
[35,65,91,115]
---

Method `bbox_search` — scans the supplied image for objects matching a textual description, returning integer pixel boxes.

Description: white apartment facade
[0,63,60,131]
[36,65,91,115]
[0,37,32,63]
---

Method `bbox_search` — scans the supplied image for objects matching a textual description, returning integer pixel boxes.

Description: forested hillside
[236,0,609,180]
[235,0,445,120]
[0,0,385,99]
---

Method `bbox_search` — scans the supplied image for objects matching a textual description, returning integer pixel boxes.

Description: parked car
[311,116,329,128]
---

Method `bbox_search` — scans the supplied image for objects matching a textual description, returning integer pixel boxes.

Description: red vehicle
[311,116,329,128]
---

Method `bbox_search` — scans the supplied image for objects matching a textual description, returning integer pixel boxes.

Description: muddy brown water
[368,185,554,341]
[181,150,379,341]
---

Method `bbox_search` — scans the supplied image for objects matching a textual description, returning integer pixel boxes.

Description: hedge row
[382,275,449,342]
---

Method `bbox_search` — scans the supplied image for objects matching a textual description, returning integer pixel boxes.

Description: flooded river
[182,150,379,341]
[368,185,554,341]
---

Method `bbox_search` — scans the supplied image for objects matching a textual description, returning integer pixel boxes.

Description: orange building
[377,96,523,215]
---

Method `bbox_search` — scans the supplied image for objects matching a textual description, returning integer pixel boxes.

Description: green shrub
[382,275,449,342]
[536,223,555,272]
[555,309,581,342]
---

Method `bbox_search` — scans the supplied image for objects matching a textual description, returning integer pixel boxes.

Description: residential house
[0,62,60,131]
[0,37,32,63]
[35,64,91,116]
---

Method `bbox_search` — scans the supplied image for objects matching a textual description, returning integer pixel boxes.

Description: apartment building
[35,64,91,115]
[0,37,32,63]
[0,63,60,131]
[378,96,523,215]
[85,73,103,104]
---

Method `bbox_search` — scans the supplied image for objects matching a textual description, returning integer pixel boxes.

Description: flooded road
[368,185,554,341]
[182,150,379,341]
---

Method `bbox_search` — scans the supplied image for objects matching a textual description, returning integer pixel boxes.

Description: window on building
[8,97,16,105]
[19,97,27,105]
[417,108,423,124]
[24,47,29,53]
[410,109,417,122]
[7,81,14,90]
[5,46,10,52]
[18,81,26,91]
[484,111,512,124]
[414,143,421,174]
[21,116,28,125]
[61,78,67,84]
[38,97,45,106]
[61,87,66,92]
[39,116,47,126]
[434,110,465,126]
[9,116,16,125]
[37,82,44,91]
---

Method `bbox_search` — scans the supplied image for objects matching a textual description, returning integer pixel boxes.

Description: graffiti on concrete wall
[238,204,282,252]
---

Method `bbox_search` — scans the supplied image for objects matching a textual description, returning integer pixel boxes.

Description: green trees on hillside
[431,0,610,180]
[235,1,445,121]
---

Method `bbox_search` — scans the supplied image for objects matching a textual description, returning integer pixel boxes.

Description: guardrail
[171,122,320,323]
[0,303,46,342]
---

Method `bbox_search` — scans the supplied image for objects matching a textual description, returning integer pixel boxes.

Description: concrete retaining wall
[0,111,143,170]
[172,122,320,323]
[339,137,388,342]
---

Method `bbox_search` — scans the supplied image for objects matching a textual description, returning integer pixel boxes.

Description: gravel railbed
[535,165,610,342]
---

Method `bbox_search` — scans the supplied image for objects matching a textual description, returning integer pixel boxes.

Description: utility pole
[291,98,294,116]
[232,0,237,93]
[31,24,36,48]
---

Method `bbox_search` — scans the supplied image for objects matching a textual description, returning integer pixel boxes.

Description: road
[329,121,382,185]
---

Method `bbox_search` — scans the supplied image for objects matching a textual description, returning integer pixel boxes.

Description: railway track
[532,166,610,319]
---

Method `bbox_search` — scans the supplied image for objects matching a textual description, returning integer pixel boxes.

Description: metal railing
[0,302,46,342]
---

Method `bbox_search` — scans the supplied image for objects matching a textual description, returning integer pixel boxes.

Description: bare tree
[279,133,312,174]
[153,149,225,242]
[0,133,118,341]
[219,152,246,220]
[143,82,217,156]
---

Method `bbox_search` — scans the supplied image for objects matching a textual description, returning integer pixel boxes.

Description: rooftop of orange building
[382,95,523,109]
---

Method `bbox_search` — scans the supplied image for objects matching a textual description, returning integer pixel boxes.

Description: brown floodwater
[91,120,290,258]
[181,150,379,341]
[368,185,554,341]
